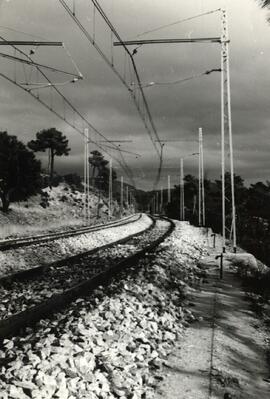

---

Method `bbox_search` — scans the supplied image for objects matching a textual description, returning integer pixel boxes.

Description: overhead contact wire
[134,8,221,38]
[0,34,133,184]
[89,0,163,189]
[58,0,163,184]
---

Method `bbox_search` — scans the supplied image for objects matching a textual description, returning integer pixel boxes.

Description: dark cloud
[0,0,269,189]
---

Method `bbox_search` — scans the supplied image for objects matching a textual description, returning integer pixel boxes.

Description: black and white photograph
[0,0,270,398]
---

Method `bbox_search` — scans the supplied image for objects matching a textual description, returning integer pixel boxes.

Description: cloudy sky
[0,0,269,190]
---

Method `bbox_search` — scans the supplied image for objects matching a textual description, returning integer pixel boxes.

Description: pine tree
[0,131,41,212]
[28,128,70,182]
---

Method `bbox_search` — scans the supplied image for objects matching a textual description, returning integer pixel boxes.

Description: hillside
[0,183,132,239]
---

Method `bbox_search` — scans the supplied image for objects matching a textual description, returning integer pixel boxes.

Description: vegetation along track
[0,214,140,251]
[0,216,175,340]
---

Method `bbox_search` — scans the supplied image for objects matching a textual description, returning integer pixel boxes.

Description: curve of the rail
[0,216,175,340]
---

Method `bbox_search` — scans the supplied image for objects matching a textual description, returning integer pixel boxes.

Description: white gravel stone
[0,214,152,277]
[0,220,208,398]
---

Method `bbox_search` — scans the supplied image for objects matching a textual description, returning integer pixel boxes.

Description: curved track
[0,213,140,251]
[0,216,175,340]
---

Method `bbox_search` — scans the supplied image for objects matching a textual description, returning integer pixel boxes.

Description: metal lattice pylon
[84,128,90,222]
[198,128,205,227]
[179,158,185,221]
[221,9,236,252]
[108,159,113,219]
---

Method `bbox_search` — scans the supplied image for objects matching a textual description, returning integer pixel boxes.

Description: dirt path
[156,253,270,398]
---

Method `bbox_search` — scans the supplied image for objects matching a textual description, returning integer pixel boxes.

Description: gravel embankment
[0,219,170,320]
[0,221,208,399]
[0,214,152,278]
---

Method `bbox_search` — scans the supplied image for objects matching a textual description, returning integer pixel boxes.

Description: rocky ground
[0,221,209,399]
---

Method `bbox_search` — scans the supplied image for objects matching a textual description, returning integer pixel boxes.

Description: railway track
[0,213,140,251]
[0,216,174,340]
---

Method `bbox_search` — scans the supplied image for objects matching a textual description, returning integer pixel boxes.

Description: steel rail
[0,213,140,251]
[0,214,148,285]
[0,216,175,340]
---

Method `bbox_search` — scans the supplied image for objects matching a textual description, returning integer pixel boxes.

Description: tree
[28,128,70,182]
[64,173,82,191]
[88,151,116,191]
[88,151,117,218]
[183,174,200,221]
[88,150,108,187]
[0,131,41,212]
[247,182,270,219]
